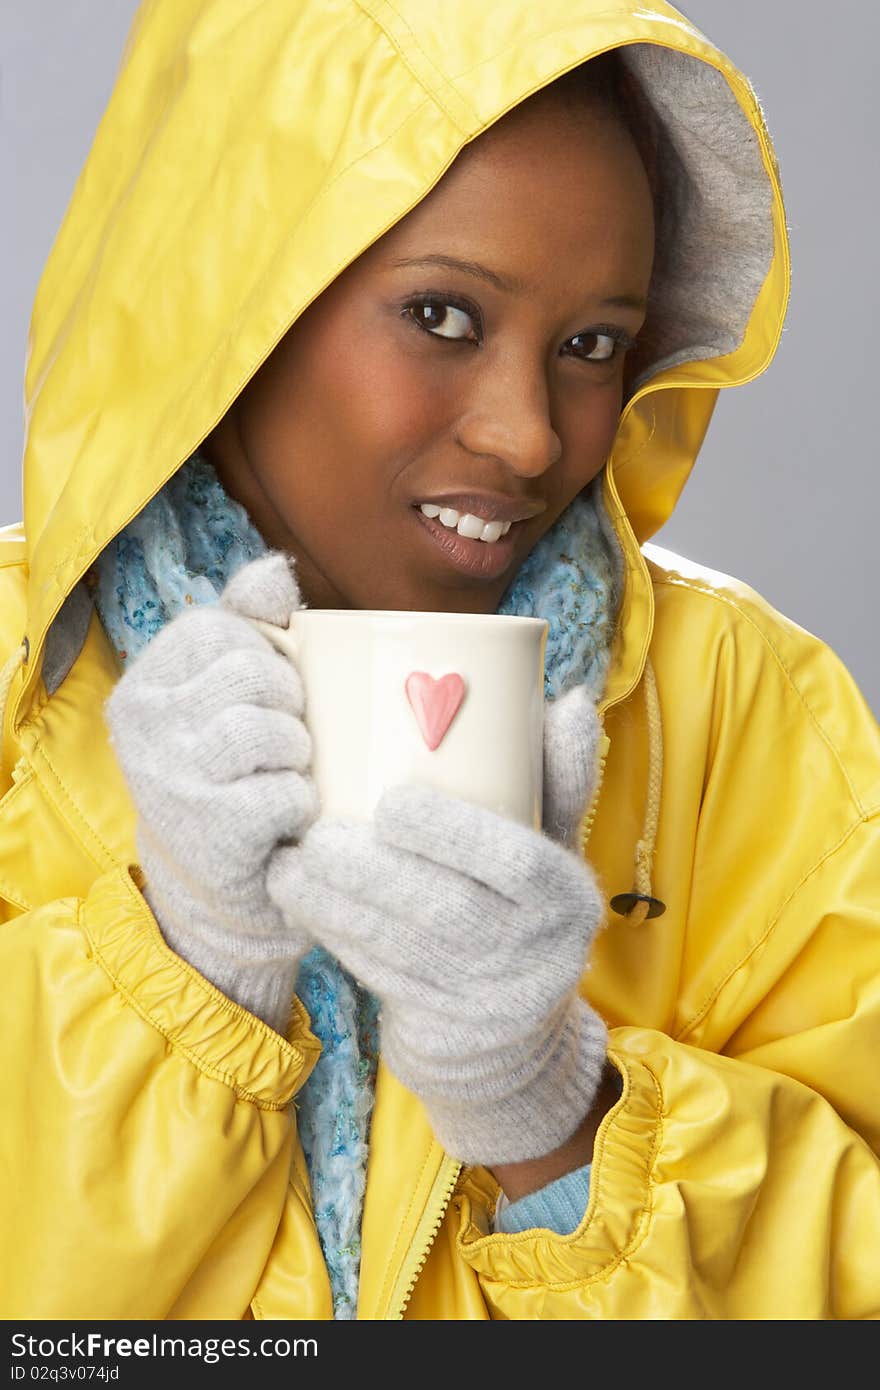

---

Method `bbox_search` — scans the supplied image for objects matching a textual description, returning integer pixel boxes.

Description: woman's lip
[413,493,547,524]
[412,508,521,581]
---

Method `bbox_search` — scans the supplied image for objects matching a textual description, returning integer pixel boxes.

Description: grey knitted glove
[104,551,318,1035]
[266,766,608,1166]
[542,681,604,847]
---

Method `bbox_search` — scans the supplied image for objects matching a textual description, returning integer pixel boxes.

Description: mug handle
[250,615,300,662]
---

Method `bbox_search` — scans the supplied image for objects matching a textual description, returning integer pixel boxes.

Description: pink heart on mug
[405,671,466,751]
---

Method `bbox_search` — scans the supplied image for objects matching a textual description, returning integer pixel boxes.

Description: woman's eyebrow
[388,252,645,311]
[389,253,526,294]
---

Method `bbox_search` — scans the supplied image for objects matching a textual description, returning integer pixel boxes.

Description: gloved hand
[542,680,604,848]
[104,551,318,1035]
[265,681,608,1165]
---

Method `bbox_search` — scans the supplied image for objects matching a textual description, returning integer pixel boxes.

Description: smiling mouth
[417,503,513,544]
[411,505,524,581]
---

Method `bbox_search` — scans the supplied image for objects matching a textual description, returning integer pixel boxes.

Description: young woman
[1,0,877,1319]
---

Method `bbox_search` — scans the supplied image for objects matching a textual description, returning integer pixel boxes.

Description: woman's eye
[404,297,631,363]
[567,331,622,362]
[406,299,478,342]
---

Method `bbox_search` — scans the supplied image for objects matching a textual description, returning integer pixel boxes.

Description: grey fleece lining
[42,581,93,696]
[40,46,776,694]
[618,45,775,391]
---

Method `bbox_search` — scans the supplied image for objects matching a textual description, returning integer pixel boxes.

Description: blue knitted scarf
[92,446,622,1318]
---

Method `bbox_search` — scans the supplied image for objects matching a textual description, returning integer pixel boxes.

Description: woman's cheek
[335,341,434,444]
[562,379,625,485]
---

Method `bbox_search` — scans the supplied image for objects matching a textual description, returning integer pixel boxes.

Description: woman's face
[204,87,655,612]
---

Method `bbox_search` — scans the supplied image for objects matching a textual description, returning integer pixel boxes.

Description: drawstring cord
[610,655,666,925]
[0,641,28,787]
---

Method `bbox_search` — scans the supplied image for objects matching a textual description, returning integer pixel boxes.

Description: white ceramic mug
[252,609,548,827]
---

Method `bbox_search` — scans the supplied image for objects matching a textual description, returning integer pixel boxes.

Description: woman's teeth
[418,504,512,544]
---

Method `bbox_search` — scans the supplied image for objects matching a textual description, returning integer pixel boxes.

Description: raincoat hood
[7,0,789,732]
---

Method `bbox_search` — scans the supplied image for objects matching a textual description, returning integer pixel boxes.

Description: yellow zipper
[386,1154,463,1320]
[577,731,611,858]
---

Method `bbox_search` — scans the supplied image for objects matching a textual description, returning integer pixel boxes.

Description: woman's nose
[454,358,562,478]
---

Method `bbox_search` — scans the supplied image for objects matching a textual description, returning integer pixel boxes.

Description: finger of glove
[105,603,304,706]
[267,843,427,998]
[173,644,306,727]
[108,640,306,760]
[138,767,319,883]
[542,683,602,846]
[270,873,531,1043]
[290,816,520,973]
[106,660,312,830]
[291,813,602,1021]
[271,830,596,1039]
[192,703,312,782]
[374,783,597,915]
[219,551,302,626]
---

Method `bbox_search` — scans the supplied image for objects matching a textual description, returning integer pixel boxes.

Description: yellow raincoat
[1,0,879,1319]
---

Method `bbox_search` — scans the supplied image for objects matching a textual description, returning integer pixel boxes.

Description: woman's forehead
[370,100,655,276]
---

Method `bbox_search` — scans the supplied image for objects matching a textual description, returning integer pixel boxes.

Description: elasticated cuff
[146,880,307,1037]
[493,1162,592,1235]
[83,862,321,1106]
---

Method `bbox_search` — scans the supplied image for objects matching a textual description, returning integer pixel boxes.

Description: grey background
[1,2,877,715]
